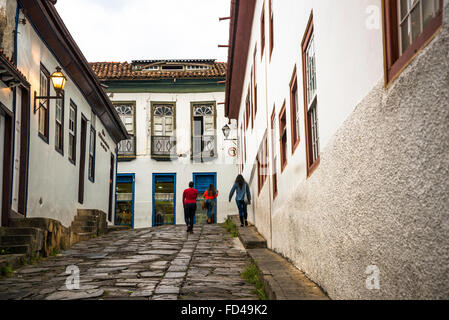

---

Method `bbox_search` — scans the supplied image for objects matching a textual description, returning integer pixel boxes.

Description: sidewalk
[229,215,329,300]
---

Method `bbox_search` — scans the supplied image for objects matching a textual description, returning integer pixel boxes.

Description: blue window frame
[115,173,135,228]
[152,173,176,227]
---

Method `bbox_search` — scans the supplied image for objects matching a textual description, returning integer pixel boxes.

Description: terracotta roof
[90,61,227,81]
[0,49,30,87]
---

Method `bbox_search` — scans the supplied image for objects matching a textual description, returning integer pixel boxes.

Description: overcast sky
[55,0,231,63]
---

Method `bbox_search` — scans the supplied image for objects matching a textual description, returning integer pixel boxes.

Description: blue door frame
[193,172,217,223]
[152,173,176,227]
[116,173,135,229]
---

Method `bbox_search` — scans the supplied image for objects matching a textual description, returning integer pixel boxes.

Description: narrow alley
[0,225,258,300]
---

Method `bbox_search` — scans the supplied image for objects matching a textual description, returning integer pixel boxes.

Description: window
[252,47,258,123]
[302,14,320,176]
[290,67,300,153]
[38,66,50,142]
[115,103,136,158]
[55,91,64,154]
[257,133,268,194]
[192,103,217,162]
[186,65,210,70]
[88,126,96,182]
[384,0,443,83]
[261,3,266,58]
[245,89,251,130]
[269,0,274,58]
[271,108,278,198]
[279,103,287,172]
[68,101,77,164]
[151,103,176,159]
[162,65,183,71]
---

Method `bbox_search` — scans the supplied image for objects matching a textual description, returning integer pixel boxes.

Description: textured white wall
[112,91,238,228]
[235,0,449,299]
[15,14,117,227]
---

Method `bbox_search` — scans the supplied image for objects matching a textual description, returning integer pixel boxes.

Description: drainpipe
[9,3,21,206]
[263,2,273,249]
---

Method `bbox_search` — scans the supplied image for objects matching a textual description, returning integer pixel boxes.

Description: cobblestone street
[0,225,258,300]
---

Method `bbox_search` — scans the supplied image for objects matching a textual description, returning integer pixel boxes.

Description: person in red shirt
[183,181,198,233]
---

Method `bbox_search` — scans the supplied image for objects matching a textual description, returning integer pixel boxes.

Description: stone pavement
[0,224,258,300]
[230,216,329,300]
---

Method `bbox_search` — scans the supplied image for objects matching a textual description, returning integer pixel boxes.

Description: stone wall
[268,3,449,299]
[9,210,108,257]
[0,0,17,58]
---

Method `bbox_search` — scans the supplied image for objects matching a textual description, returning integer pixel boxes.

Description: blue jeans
[236,200,248,222]
[205,200,214,221]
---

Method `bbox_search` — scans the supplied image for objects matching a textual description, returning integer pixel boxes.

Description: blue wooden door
[193,173,217,224]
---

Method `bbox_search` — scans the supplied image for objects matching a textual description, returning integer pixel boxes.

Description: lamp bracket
[33,91,64,113]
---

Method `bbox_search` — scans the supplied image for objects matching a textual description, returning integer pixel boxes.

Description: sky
[55,0,231,63]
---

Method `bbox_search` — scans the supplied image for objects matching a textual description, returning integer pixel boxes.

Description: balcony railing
[151,136,177,160]
[192,135,217,163]
[118,136,136,158]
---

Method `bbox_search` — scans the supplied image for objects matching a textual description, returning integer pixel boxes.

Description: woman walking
[203,184,218,224]
[183,181,198,234]
[229,175,251,227]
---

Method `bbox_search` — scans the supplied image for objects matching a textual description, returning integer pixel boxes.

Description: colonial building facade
[91,60,238,228]
[0,0,128,228]
[226,0,449,299]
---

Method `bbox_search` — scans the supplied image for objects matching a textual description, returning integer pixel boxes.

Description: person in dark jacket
[183,181,198,234]
[229,175,251,227]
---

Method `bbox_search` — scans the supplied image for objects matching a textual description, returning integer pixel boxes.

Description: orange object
[203,190,218,200]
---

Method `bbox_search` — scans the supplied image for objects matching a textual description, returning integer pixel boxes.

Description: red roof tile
[90,61,227,81]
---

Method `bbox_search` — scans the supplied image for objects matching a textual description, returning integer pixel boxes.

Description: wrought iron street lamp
[34,66,68,113]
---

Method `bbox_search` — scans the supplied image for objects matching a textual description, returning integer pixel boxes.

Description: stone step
[72,226,96,234]
[0,235,34,246]
[0,227,42,237]
[74,215,97,222]
[75,232,96,242]
[0,244,30,255]
[72,220,96,227]
[77,210,98,217]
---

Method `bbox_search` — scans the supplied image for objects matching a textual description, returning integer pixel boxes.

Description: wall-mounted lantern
[34,66,67,113]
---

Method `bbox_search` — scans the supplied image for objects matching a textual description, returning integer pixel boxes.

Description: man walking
[183,181,198,234]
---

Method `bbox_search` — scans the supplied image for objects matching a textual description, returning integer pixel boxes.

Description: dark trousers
[236,200,248,224]
[184,203,197,231]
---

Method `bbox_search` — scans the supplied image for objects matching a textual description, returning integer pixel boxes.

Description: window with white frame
[39,67,50,141]
[68,102,77,164]
[153,105,174,136]
[302,16,320,175]
[88,127,96,181]
[55,92,64,153]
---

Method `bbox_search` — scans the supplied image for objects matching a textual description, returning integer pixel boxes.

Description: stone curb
[228,215,329,300]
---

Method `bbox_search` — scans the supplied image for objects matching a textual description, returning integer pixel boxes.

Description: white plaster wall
[14,15,117,227]
[112,91,238,228]
[234,0,449,299]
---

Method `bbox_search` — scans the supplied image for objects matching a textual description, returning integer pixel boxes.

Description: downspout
[263,2,273,249]
[9,2,20,206]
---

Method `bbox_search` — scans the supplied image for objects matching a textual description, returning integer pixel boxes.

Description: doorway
[193,173,217,224]
[78,115,87,204]
[0,103,13,227]
[152,173,176,227]
[115,173,134,227]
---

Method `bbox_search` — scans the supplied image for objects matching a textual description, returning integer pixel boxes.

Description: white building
[226,0,449,299]
[91,60,238,228]
[1,0,128,228]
